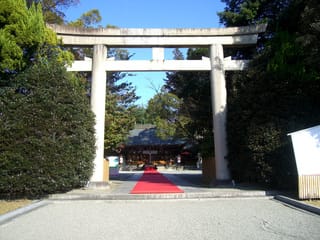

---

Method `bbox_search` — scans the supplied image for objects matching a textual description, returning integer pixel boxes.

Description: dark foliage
[164,48,214,157]
[0,54,95,198]
[223,0,320,188]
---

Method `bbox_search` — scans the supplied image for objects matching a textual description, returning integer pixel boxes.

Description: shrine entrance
[50,24,266,187]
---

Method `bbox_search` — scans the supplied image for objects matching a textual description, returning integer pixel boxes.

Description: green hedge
[0,59,95,198]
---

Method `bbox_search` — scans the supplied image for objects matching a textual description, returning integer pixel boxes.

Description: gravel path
[1,198,319,240]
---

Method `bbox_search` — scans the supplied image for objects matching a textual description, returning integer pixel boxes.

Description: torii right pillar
[210,44,230,183]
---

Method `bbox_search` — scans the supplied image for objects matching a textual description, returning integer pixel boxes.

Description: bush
[226,41,319,189]
[0,58,95,198]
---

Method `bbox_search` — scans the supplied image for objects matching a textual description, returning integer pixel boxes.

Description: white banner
[288,125,320,175]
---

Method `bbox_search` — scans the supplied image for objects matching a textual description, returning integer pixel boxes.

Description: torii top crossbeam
[48,24,266,47]
[48,24,266,72]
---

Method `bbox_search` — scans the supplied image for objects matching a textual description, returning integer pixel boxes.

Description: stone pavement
[48,169,278,200]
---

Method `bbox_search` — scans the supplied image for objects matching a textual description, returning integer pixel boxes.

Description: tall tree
[103,48,139,155]
[65,10,140,154]
[0,0,50,74]
[220,0,320,187]
[68,9,102,28]
[164,48,213,156]
[218,0,291,27]
[132,106,148,124]
[0,1,95,197]
[0,0,72,87]
[146,91,187,140]
[172,48,184,60]
[26,0,79,24]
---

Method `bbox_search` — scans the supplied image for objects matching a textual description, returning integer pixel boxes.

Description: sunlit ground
[0,200,32,215]
[304,200,320,208]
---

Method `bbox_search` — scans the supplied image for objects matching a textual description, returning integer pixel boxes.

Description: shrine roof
[126,127,186,146]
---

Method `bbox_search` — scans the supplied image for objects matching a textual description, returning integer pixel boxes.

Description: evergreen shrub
[0,58,95,198]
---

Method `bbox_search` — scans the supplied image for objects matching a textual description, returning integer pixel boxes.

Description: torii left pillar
[89,44,109,188]
[210,44,230,183]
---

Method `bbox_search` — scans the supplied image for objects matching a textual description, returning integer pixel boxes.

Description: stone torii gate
[49,24,266,187]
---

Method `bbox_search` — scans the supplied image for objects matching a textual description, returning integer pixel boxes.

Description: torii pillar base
[202,156,216,185]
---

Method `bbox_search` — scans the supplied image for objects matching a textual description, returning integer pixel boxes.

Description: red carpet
[130,168,184,194]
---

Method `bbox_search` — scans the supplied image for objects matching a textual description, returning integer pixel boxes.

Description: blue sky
[64,0,226,106]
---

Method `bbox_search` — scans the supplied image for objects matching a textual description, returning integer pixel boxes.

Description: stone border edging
[275,195,320,215]
[0,200,49,225]
[49,190,276,201]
